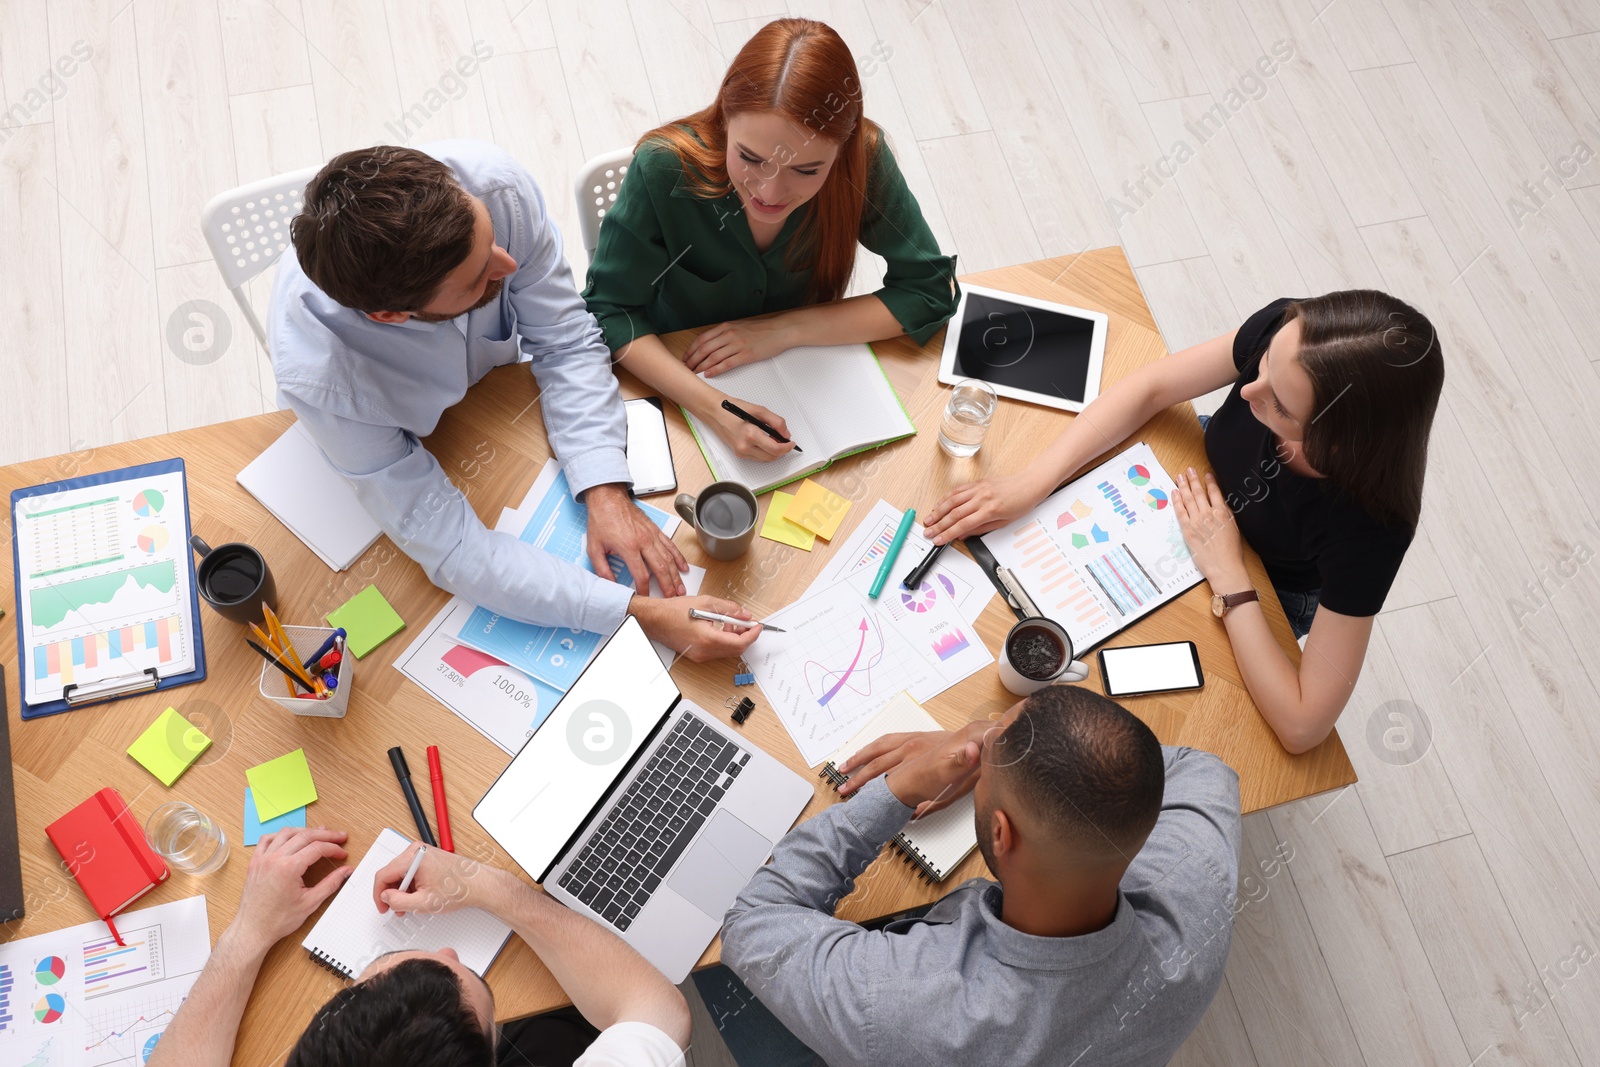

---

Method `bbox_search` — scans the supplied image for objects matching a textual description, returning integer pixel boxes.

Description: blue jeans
[1276,587,1320,639]
[692,966,819,1067]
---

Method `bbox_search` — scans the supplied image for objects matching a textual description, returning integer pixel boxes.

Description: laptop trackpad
[667,810,773,919]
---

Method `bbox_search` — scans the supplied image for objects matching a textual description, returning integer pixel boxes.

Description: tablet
[937,285,1109,413]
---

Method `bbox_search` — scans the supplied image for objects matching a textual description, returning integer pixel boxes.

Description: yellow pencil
[252,617,295,697]
[262,603,325,695]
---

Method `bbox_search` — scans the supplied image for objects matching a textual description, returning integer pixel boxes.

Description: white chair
[574,148,632,257]
[200,166,319,346]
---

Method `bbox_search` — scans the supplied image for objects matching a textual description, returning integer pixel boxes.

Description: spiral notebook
[819,693,979,882]
[302,828,512,978]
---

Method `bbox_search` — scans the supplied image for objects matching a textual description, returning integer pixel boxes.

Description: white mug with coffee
[997,616,1089,696]
[675,481,759,561]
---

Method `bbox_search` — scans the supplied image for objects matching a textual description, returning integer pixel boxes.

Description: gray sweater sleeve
[720,776,916,1065]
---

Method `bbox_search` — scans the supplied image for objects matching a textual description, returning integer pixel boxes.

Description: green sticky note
[327,584,405,658]
[127,707,212,786]
[246,748,319,821]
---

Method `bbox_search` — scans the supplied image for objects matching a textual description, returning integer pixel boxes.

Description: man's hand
[374,842,519,918]
[878,722,994,818]
[229,828,353,956]
[584,483,689,597]
[683,317,791,377]
[631,594,763,663]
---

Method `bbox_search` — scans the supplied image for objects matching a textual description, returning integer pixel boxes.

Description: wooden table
[0,248,1353,1062]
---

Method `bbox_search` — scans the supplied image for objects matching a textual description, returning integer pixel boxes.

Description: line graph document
[0,895,209,1067]
[748,568,992,766]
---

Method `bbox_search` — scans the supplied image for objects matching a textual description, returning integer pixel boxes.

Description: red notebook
[46,788,169,944]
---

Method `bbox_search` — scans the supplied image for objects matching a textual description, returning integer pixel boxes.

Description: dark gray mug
[190,535,277,625]
[674,481,758,561]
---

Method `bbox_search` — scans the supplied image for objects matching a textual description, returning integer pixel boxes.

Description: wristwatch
[1211,589,1259,618]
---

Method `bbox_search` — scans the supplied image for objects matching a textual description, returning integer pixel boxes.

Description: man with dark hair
[717,684,1242,1066]
[270,142,757,660]
[147,827,690,1067]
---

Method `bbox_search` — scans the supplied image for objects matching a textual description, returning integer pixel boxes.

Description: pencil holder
[258,625,352,718]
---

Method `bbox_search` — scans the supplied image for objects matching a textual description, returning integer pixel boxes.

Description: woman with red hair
[582,19,956,461]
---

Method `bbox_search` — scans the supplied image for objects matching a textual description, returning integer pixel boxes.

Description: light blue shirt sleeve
[288,397,634,632]
[502,163,632,498]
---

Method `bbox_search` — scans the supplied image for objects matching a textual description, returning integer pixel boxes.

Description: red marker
[427,745,454,852]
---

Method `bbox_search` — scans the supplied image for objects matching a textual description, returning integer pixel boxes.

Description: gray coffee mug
[675,481,758,561]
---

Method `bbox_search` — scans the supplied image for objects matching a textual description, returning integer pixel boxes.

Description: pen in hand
[721,399,803,453]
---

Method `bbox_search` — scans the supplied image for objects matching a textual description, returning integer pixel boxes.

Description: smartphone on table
[625,397,677,496]
[1097,641,1204,698]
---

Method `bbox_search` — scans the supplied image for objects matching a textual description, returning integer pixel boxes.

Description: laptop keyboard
[557,714,752,931]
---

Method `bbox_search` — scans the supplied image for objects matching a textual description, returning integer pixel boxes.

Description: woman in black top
[925,292,1444,753]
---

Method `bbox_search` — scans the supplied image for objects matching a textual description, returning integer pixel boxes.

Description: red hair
[638,18,878,303]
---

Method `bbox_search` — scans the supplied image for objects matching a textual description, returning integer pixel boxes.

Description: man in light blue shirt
[269,141,759,659]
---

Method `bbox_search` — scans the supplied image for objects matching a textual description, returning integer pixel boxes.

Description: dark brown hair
[292,146,477,313]
[638,18,877,303]
[286,957,494,1066]
[1286,291,1444,527]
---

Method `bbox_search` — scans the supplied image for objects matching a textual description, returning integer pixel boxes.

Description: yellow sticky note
[246,748,318,821]
[127,707,212,787]
[784,479,851,540]
[327,584,405,658]
[760,492,816,550]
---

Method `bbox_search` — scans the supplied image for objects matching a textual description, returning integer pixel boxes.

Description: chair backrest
[200,165,320,291]
[574,148,633,256]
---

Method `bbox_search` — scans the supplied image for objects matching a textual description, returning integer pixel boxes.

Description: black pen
[901,541,947,590]
[388,747,437,846]
[721,399,803,453]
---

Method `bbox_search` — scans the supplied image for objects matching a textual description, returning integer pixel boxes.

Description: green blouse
[581,137,958,351]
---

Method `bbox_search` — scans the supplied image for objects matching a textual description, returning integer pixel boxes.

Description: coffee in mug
[675,481,759,561]
[997,616,1089,696]
[698,491,755,539]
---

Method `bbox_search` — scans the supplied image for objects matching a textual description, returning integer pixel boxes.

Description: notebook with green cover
[681,343,916,495]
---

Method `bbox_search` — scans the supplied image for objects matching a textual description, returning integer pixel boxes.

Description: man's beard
[412,276,504,322]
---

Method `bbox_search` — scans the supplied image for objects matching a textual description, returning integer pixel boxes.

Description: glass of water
[938,379,999,458]
[145,801,230,876]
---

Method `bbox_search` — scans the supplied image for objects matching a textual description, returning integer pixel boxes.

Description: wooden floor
[5,0,1600,1063]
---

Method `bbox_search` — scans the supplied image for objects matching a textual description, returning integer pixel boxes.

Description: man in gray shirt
[720,684,1242,1066]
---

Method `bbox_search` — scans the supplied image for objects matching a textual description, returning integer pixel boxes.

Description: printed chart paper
[982,442,1201,652]
[15,470,197,705]
[747,568,993,767]
[808,498,993,620]
[0,895,209,1067]
[452,462,682,690]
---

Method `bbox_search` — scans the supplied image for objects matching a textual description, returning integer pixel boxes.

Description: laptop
[474,616,813,981]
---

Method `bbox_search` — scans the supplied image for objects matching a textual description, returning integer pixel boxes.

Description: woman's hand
[1173,468,1249,589]
[710,398,797,461]
[924,472,1049,544]
[684,317,791,377]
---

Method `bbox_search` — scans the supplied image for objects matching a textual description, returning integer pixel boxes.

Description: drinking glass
[145,801,230,875]
[938,380,999,458]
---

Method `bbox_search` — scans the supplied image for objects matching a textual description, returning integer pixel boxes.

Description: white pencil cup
[258,625,352,718]
[997,617,1089,697]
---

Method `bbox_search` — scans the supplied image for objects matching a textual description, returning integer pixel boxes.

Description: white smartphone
[625,397,677,496]
[1098,641,1205,698]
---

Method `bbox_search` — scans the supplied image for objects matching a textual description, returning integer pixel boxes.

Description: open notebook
[819,693,980,883]
[683,343,916,494]
[303,828,513,979]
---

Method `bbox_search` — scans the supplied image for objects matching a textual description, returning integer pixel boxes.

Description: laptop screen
[474,617,679,881]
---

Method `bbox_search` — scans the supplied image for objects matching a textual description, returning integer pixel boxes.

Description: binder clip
[734,659,755,686]
[726,695,756,725]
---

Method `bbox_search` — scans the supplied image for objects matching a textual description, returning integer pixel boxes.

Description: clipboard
[961,536,1031,623]
[11,458,208,718]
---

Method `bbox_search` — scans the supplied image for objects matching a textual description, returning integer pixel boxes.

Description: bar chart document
[0,895,209,1066]
[981,442,1202,652]
[14,470,198,705]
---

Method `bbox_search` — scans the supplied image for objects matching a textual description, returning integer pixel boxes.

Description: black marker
[901,542,947,590]
[388,746,437,846]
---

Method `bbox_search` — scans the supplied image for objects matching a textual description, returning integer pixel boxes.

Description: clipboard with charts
[11,458,208,718]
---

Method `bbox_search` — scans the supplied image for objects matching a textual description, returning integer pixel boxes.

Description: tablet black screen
[949,292,1096,403]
